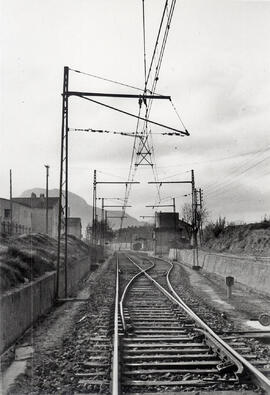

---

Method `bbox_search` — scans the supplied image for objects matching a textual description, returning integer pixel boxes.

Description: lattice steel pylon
[56,66,69,298]
[135,133,154,167]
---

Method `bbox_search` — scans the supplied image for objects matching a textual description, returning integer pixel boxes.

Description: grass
[0,233,94,293]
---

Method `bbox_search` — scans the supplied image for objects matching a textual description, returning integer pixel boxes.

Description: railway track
[73,252,270,394]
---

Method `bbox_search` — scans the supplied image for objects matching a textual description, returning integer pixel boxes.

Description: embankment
[169,248,270,297]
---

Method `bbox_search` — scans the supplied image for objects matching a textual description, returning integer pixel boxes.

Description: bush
[203,216,226,242]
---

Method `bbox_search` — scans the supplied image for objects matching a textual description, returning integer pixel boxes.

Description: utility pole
[92,170,97,247]
[173,197,177,260]
[56,65,69,299]
[101,198,104,254]
[44,165,50,235]
[9,169,13,236]
[55,65,188,299]
[198,188,203,245]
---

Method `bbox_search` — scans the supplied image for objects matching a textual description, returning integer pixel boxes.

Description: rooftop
[13,193,59,209]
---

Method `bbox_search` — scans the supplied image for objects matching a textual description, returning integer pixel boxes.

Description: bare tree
[181,202,209,229]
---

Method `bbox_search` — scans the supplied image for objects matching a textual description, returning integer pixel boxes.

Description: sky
[1,0,270,226]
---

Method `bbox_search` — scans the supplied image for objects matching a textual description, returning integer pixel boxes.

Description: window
[4,209,11,218]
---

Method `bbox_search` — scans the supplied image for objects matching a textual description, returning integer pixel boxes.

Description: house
[0,198,32,235]
[13,193,59,237]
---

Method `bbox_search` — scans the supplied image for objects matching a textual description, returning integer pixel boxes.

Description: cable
[205,147,270,194]
[78,95,188,135]
[170,99,189,133]
[142,0,147,90]
[145,0,168,87]
[69,127,184,137]
[69,68,146,93]
[205,155,270,199]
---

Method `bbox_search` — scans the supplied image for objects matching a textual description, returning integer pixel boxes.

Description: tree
[181,202,209,229]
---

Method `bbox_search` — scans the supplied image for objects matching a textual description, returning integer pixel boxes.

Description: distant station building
[154,212,192,255]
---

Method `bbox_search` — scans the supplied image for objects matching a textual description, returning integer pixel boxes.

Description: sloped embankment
[203,222,270,256]
[0,233,91,292]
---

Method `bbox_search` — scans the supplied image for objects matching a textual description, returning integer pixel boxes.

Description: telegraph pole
[45,165,50,235]
[56,65,69,299]
[199,188,203,245]
[191,170,199,267]
[101,198,104,248]
[9,169,13,236]
[92,170,97,247]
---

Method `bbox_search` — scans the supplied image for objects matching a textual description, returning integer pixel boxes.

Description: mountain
[20,188,143,232]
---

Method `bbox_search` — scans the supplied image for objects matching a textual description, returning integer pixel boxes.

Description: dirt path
[177,262,270,331]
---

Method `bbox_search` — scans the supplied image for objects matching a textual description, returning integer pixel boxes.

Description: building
[13,193,59,237]
[66,217,82,239]
[0,198,32,235]
[154,212,192,254]
[1,193,83,240]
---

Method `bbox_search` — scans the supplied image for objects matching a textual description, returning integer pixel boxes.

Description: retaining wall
[0,258,91,354]
[169,249,270,297]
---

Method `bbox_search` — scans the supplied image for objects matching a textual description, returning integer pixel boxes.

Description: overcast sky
[1,0,270,225]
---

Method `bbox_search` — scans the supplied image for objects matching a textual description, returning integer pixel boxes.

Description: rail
[112,254,120,395]
[153,255,270,393]
[165,258,270,393]
[126,255,244,379]
[119,258,154,332]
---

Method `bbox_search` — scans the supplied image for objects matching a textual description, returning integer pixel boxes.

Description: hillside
[21,188,143,232]
[0,233,91,292]
[203,222,270,256]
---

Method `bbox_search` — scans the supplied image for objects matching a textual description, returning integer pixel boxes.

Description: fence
[1,221,31,236]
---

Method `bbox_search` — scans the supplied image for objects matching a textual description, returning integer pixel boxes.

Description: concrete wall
[31,206,59,238]
[0,258,91,354]
[169,248,270,297]
[67,217,82,239]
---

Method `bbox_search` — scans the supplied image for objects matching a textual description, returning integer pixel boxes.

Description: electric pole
[92,170,97,247]
[45,165,50,235]
[9,169,13,235]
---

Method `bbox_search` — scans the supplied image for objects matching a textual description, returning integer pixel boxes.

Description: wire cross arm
[78,95,190,136]
[67,91,171,100]
[145,204,174,207]
[96,181,140,184]
[103,205,132,208]
[148,181,192,184]
[69,128,184,137]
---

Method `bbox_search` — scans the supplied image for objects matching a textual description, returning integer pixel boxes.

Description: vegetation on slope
[203,217,270,256]
[0,233,92,292]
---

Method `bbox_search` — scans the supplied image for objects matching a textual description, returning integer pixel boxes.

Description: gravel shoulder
[176,262,270,330]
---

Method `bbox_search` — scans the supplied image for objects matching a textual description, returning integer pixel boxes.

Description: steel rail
[119,260,155,332]
[155,256,270,393]
[112,254,120,395]
[126,255,244,379]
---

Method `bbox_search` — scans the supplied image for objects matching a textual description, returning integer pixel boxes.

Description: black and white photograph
[1,1,270,394]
